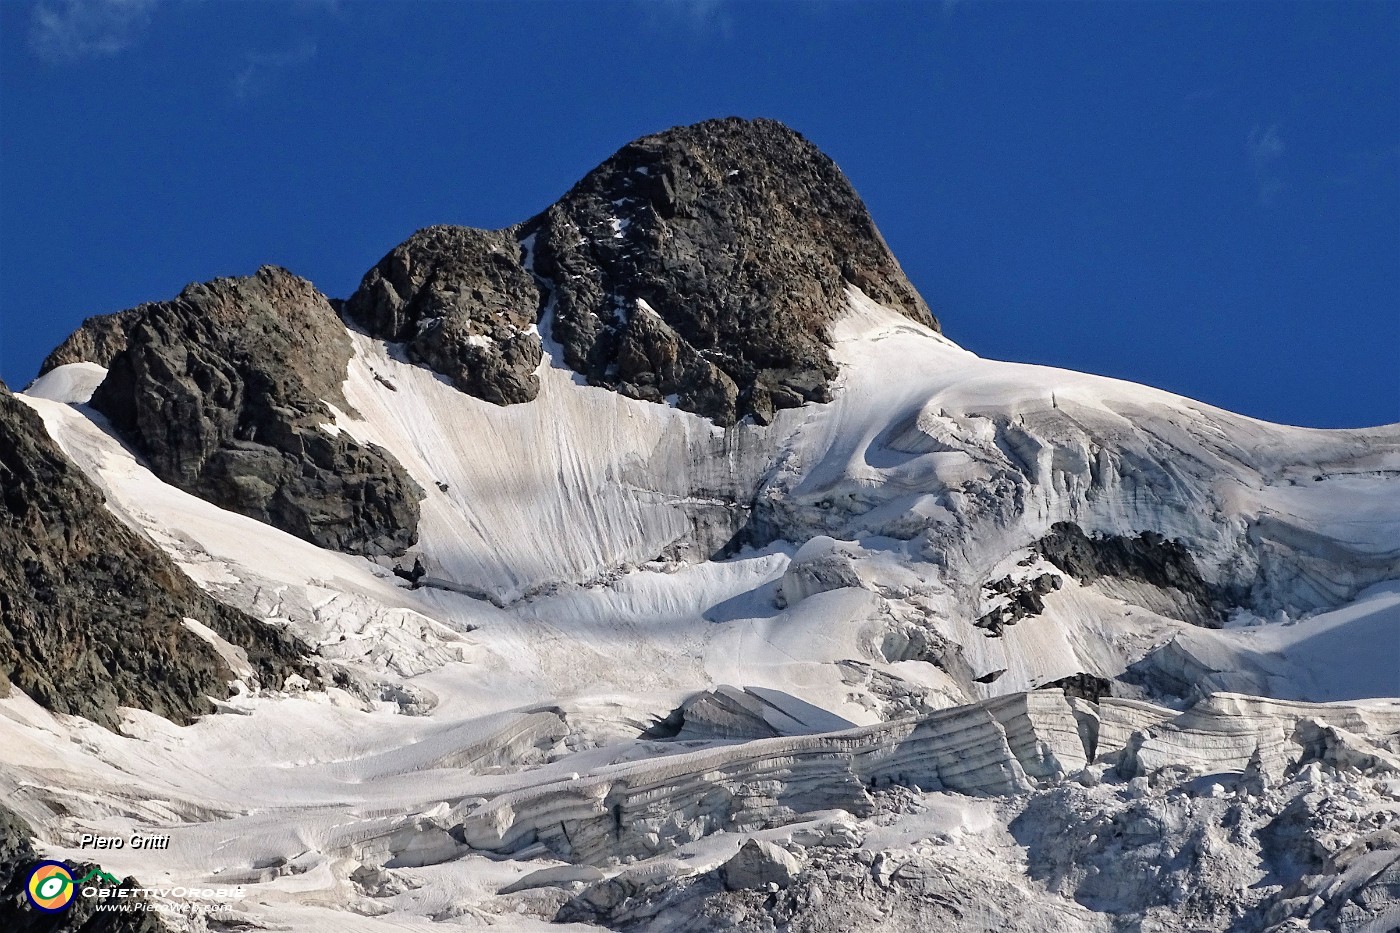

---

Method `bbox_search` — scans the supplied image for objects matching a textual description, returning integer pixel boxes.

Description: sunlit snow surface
[6,289,1398,931]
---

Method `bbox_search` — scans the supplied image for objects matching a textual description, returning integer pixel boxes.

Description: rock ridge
[41,118,935,559]
[0,380,312,729]
[88,266,423,556]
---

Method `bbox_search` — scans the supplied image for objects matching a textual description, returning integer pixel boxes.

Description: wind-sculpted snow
[329,328,797,603]
[315,284,1400,703]
[754,288,1400,626]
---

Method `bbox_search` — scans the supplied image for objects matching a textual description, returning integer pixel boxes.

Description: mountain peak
[346,116,935,425]
[529,116,934,424]
[40,118,936,555]
[559,116,867,222]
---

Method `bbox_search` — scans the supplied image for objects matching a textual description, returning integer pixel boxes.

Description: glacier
[4,277,1398,932]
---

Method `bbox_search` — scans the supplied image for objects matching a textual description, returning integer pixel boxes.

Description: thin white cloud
[1249,124,1284,164]
[1248,123,1285,207]
[232,39,318,101]
[29,0,160,63]
[291,0,342,13]
[638,0,735,40]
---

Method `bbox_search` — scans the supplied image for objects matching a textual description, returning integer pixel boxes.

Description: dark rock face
[44,118,929,560]
[344,226,544,405]
[0,381,311,730]
[0,805,173,932]
[88,267,422,556]
[530,117,936,425]
[0,806,32,910]
[975,573,1062,637]
[1034,522,1230,627]
[1038,673,1113,704]
[345,118,935,426]
[38,308,143,376]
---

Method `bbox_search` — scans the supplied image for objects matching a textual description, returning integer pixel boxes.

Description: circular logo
[26,861,75,913]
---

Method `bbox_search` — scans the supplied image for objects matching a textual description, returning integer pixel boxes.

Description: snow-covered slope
[5,286,1399,932]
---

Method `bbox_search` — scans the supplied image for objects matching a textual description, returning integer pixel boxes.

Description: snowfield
[7,289,1399,932]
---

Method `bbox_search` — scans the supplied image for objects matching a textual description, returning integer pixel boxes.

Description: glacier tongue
[4,287,1398,932]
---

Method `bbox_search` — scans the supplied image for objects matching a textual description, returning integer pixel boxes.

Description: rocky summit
[345,117,935,424]
[2,118,1398,933]
[527,117,936,424]
[345,225,545,405]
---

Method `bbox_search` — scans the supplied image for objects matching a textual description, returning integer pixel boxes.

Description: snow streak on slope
[4,288,1399,932]
[329,326,802,605]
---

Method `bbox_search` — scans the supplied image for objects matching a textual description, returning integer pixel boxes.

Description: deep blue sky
[2,1,1396,427]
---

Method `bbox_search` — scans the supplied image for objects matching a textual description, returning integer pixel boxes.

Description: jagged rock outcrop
[1040,673,1114,704]
[975,572,1063,636]
[0,806,31,910]
[529,117,936,425]
[88,266,422,556]
[344,226,544,404]
[0,380,311,729]
[1034,522,1232,627]
[38,307,143,375]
